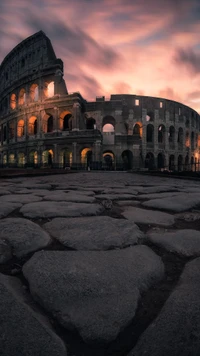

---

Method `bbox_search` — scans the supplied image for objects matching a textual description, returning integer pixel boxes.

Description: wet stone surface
[1,171,200,355]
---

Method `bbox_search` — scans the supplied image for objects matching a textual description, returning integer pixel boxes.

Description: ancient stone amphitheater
[0,30,199,171]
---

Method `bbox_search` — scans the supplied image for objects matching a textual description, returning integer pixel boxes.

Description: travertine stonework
[0,31,199,170]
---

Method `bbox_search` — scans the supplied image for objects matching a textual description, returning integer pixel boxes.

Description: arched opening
[157,153,165,169]
[185,131,190,147]
[86,118,96,130]
[103,151,115,170]
[145,152,155,170]
[169,126,175,144]
[29,151,38,166]
[133,122,142,137]
[42,149,53,167]
[191,156,195,171]
[185,155,189,170]
[3,154,7,166]
[102,115,115,130]
[9,121,15,139]
[146,124,154,142]
[28,116,38,135]
[191,132,195,149]
[102,123,115,132]
[59,111,72,131]
[47,116,53,133]
[158,125,166,144]
[61,149,73,168]
[178,155,183,171]
[169,155,175,171]
[30,83,39,101]
[18,88,26,105]
[81,148,93,168]
[146,111,154,122]
[17,120,25,137]
[44,81,54,98]
[8,154,15,165]
[177,128,183,146]
[10,93,17,110]
[121,150,133,170]
[18,153,25,167]
[3,126,7,141]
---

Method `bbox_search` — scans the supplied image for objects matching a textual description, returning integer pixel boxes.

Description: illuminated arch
[60,149,73,168]
[17,120,25,137]
[18,88,26,105]
[42,149,53,166]
[103,151,115,170]
[133,122,142,137]
[81,148,93,165]
[59,111,72,131]
[30,83,39,101]
[18,152,25,167]
[44,81,54,98]
[28,116,38,135]
[29,151,38,165]
[8,153,15,164]
[10,93,17,110]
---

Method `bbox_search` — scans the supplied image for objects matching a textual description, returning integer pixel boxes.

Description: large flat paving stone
[0,194,42,204]
[129,257,200,356]
[0,274,67,356]
[148,229,200,257]
[142,193,200,212]
[0,218,51,259]
[23,246,164,344]
[0,202,22,218]
[44,216,143,250]
[96,194,136,201]
[44,192,96,203]
[20,201,104,218]
[122,207,175,226]
[136,192,180,200]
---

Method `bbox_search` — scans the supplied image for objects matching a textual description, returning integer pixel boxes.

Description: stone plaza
[1,171,200,355]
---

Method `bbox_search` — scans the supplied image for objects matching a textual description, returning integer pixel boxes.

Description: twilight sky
[1,0,200,112]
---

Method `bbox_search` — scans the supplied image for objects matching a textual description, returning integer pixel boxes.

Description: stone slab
[129,258,200,356]
[122,207,175,226]
[0,218,51,259]
[0,274,67,356]
[0,202,22,218]
[20,201,104,218]
[0,194,42,204]
[44,216,143,250]
[148,229,200,257]
[44,192,96,203]
[23,246,164,344]
[142,193,200,212]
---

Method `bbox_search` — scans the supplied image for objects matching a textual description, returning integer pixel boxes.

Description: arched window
[44,81,54,98]
[102,124,114,132]
[146,124,154,142]
[158,125,165,144]
[17,120,25,137]
[102,116,115,132]
[86,118,96,130]
[18,89,26,105]
[47,116,53,133]
[10,93,17,110]
[28,116,37,135]
[30,84,39,101]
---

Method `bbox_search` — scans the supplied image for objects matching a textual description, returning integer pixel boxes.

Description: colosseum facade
[0,30,199,171]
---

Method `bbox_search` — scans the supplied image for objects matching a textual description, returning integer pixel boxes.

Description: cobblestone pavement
[1,172,200,356]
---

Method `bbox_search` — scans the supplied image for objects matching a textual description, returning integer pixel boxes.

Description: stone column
[72,142,77,164]
[94,140,102,162]
[72,103,81,130]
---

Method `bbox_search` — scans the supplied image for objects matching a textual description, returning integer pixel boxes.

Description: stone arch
[133,122,142,137]
[28,116,38,135]
[44,81,54,98]
[146,124,154,142]
[177,127,183,145]
[47,116,53,133]
[81,148,93,167]
[60,148,73,168]
[103,151,115,170]
[145,152,155,170]
[9,121,15,139]
[17,120,25,137]
[42,149,53,166]
[169,154,175,171]
[86,117,96,130]
[158,125,166,144]
[178,155,183,171]
[59,111,72,131]
[18,88,26,105]
[157,152,165,169]
[169,126,175,143]
[8,153,15,165]
[146,111,154,122]
[102,116,115,133]
[184,154,190,171]
[185,131,190,147]
[121,150,133,170]
[10,93,17,110]
[3,126,7,141]
[29,151,38,166]
[30,83,39,101]
[18,152,25,167]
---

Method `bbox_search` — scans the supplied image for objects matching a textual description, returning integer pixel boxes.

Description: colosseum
[0,30,199,171]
